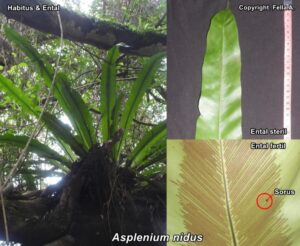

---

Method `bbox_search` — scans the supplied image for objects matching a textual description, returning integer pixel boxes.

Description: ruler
[283,0,293,139]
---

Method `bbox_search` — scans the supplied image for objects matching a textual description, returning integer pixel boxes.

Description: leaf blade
[41,112,87,157]
[100,46,120,141]
[196,9,242,139]
[112,93,124,160]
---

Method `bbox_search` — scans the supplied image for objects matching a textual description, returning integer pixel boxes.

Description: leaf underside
[168,140,300,246]
[196,9,242,139]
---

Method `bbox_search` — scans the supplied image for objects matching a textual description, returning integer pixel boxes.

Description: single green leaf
[56,138,78,162]
[48,160,70,173]
[4,25,96,150]
[100,46,120,141]
[128,121,166,167]
[116,52,165,160]
[0,134,70,165]
[112,93,124,135]
[196,9,242,139]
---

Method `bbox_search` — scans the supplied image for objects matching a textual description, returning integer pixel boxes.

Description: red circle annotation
[256,192,273,210]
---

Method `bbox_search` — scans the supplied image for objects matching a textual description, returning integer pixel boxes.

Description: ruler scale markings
[283,0,293,139]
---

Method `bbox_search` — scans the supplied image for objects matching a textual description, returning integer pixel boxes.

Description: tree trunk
[0,0,166,57]
[0,145,165,245]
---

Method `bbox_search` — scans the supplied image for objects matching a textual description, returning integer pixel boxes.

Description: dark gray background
[167,0,300,139]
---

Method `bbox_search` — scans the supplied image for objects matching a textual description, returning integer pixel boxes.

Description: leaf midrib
[218,19,225,139]
[219,140,238,246]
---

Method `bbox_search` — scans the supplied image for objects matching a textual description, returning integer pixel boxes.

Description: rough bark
[0,145,166,245]
[0,0,166,57]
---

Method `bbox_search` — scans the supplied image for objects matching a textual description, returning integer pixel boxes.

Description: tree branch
[0,0,166,56]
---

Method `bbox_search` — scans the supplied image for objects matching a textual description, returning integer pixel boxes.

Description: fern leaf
[167,140,300,245]
[196,9,242,139]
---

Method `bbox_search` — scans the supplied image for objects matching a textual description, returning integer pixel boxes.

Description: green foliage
[128,121,166,167]
[0,75,86,158]
[98,46,166,166]
[90,0,166,32]
[0,27,166,173]
[0,74,40,116]
[0,134,70,168]
[139,163,165,178]
[136,140,166,170]
[0,26,166,177]
[196,9,242,139]
[115,52,165,160]
[59,81,96,150]
[41,112,87,157]
[4,25,96,151]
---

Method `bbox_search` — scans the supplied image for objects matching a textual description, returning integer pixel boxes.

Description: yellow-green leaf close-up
[167,140,300,245]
